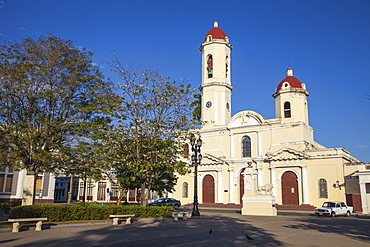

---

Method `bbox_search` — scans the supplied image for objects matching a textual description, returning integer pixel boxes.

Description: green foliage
[9,204,174,222]
[0,199,22,212]
[190,93,202,122]
[0,35,118,203]
[89,63,196,206]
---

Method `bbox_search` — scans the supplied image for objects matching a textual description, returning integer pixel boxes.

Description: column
[214,90,218,125]
[270,165,276,198]
[230,133,234,159]
[359,181,368,214]
[257,131,261,157]
[217,170,222,203]
[229,167,235,203]
[301,165,309,204]
[257,163,263,187]
[15,169,27,198]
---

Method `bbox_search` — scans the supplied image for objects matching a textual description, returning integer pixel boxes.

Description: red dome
[204,21,227,42]
[276,68,303,92]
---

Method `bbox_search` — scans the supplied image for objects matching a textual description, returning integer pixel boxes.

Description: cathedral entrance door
[281,171,299,205]
[239,168,245,204]
[202,175,215,204]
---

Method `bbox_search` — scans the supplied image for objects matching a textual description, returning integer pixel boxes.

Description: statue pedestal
[242,196,277,216]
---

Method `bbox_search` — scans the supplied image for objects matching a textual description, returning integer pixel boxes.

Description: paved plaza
[1,208,369,247]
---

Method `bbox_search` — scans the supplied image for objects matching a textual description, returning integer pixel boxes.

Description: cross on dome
[276,68,303,92]
[204,21,228,42]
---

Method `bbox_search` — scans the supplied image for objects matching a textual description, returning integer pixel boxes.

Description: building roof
[204,21,228,42]
[276,68,303,92]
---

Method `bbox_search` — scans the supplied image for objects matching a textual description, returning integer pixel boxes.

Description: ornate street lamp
[191,137,202,218]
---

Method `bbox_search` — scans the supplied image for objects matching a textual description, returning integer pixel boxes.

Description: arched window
[182,182,188,198]
[242,136,251,157]
[207,55,213,78]
[284,101,291,118]
[225,56,229,78]
[319,178,328,198]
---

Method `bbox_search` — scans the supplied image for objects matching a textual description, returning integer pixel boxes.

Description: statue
[256,183,273,195]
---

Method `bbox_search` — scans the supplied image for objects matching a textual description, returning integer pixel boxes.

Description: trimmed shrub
[0,199,22,214]
[9,204,174,222]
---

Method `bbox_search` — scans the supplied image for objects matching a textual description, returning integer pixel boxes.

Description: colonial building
[172,21,364,211]
[0,168,55,205]
[356,164,370,213]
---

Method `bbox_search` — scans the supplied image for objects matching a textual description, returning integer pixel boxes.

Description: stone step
[184,203,315,211]
[276,204,315,211]
[183,203,241,209]
[183,203,315,212]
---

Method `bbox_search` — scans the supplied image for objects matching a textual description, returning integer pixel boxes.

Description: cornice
[200,82,233,91]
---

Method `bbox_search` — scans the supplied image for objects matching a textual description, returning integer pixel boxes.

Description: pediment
[228,110,265,128]
[266,148,308,161]
[201,153,225,165]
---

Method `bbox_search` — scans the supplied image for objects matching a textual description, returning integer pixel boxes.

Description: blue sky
[1,0,370,162]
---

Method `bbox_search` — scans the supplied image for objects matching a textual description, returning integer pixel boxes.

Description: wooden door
[97,182,106,201]
[79,182,85,201]
[110,183,119,201]
[72,181,79,200]
[239,168,245,204]
[202,175,215,204]
[346,194,362,212]
[281,171,299,205]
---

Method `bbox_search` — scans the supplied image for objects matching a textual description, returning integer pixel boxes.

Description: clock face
[226,102,230,110]
[206,101,212,108]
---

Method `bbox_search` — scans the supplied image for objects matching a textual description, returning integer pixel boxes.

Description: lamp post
[191,137,202,218]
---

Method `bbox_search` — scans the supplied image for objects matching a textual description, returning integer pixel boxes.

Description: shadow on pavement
[8,211,284,247]
[284,214,370,244]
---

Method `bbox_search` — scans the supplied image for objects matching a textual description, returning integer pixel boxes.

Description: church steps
[183,203,316,212]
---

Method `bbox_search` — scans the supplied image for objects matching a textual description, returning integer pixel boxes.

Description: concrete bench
[109,215,135,226]
[172,211,190,221]
[8,218,48,232]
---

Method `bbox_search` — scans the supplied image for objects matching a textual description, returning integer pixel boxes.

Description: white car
[314,201,353,217]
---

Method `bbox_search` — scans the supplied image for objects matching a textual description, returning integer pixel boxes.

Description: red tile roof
[204,27,227,42]
[276,69,303,92]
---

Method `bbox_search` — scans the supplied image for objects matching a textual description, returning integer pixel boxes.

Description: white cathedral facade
[172,21,365,211]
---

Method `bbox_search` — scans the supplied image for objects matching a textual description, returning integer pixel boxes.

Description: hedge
[9,204,174,222]
[0,199,22,213]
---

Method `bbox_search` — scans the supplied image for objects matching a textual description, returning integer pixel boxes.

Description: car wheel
[174,204,179,209]
[316,214,321,217]
[345,211,350,217]
[331,212,335,217]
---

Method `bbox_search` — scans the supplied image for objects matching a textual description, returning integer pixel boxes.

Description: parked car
[314,201,353,217]
[148,198,181,209]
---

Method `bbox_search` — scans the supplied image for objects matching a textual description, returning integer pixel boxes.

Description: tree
[107,62,194,206]
[0,35,116,204]
[190,93,202,122]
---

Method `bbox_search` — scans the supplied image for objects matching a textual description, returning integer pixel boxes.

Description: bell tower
[273,68,310,124]
[200,21,233,128]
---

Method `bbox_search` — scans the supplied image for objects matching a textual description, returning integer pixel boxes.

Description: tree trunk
[140,183,148,206]
[117,187,127,206]
[83,175,87,202]
[67,176,73,204]
[31,168,39,205]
